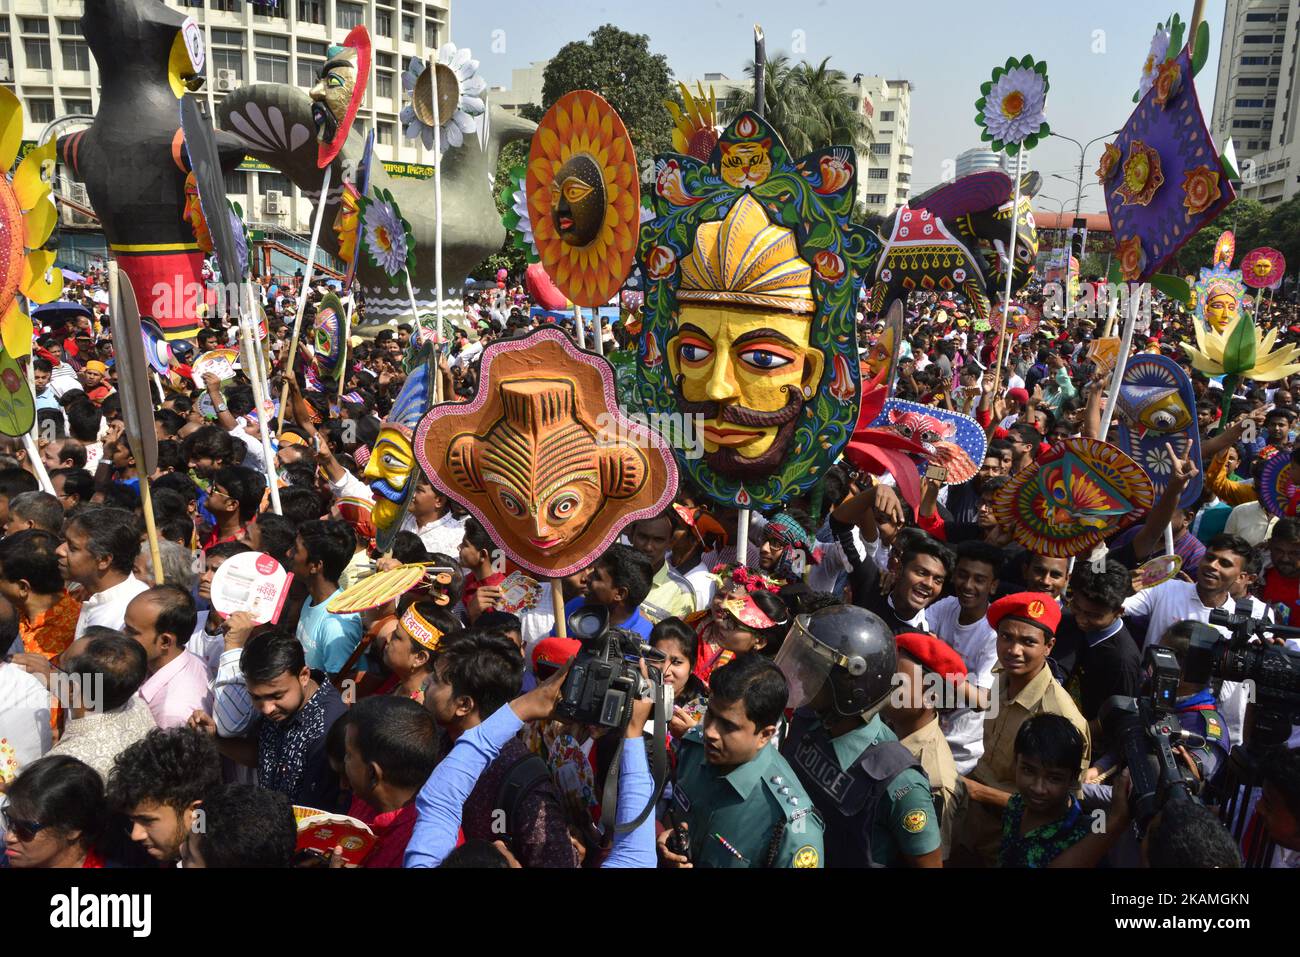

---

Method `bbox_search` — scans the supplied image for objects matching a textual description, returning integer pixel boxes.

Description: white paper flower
[1139,26,1170,99]
[400,43,487,155]
[978,66,1048,150]
[362,194,410,277]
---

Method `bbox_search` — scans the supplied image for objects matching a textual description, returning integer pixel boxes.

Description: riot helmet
[774,604,896,719]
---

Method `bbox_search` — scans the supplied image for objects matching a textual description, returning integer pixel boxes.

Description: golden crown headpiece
[677,195,813,314]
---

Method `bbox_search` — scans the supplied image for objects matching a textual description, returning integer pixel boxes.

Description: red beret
[987,592,1061,638]
[1008,387,1030,405]
[532,636,581,676]
[895,632,967,681]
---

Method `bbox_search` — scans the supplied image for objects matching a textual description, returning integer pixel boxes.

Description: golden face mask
[416,329,677,577]
[182,172,212,253]
[309,50,357,145]
[333,187,360,265]
[1204,291,1239,333]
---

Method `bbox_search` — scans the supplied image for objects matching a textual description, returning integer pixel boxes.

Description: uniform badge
[902,809,928,833]
[1204,716,1222,740]
[674,787,691,812]
[792,845,819,868]
[1028,600,1045,618]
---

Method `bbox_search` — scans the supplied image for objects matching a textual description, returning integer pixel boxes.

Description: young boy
[998,714,1092,867]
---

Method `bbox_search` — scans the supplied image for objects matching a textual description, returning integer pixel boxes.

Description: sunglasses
[1,808,49,842]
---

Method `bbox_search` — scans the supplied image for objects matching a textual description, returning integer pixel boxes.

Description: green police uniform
[784,712,941,866]
[672,726,825,868]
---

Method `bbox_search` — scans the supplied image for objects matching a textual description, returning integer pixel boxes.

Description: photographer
[564,543,655,641]
[404,659,657,868]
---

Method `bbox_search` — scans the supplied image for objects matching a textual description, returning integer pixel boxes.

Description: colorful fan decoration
[975,55,1050,156]
[1241,247,1286,290]
[992,437,1154,559]
[1114,353,1202,508]
[867,398,987,487]
[1137,554,1182,590]
[665,82,720,161]
[1258,452,1299,520]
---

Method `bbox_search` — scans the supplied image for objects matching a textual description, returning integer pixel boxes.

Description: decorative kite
[993,438,1154,559]
[637,110,881,510]
[526,91,640,309]
[1115,354,1203,508]
[415,328,677,578]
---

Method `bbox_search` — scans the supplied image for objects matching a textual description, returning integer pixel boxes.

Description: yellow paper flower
[0,87,62,359]
[1180,314,1300,383]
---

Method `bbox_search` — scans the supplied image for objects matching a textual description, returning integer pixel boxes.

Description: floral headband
[400,604,444,652]
[722,592,788,631]
[711,564,780,594]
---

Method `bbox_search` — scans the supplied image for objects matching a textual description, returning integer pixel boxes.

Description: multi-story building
[490,58,547,116]
[854,76,911,216]
[954,146,1009,179]
[3,0,451,251]
[1210,0,1295,203]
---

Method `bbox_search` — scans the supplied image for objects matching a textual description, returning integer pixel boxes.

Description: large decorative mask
[637,111,880,509]
[1116,354,1203,508]
[308,27,371,169]
[416,328,677,578]
[333,185,361,270]
[312,292,346,386]
[364,361,433,553]
[992,437,1154,559]
[869,398,987,486]
[1194,263,1244,334]
[526,90,639,308]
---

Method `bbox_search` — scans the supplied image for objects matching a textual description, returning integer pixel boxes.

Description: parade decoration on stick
[1258,452,1300,519]
[527,91,640,309]
[364,361,435,555]
[867,399,987,486]
[666,82,721,161]
[975,55,1050,156]
[400,44,487,155]
[1241,247,1286,290]
[1181,312,1300,424]
[992,437,1154,559]
[637,109,880,510]
[1115,353,1203,508]
[416,328,677,579]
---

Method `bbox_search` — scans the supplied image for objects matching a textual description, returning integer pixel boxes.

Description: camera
[556,605,666,730]
[1099,644,1204,831]
[1192,611,1300,744]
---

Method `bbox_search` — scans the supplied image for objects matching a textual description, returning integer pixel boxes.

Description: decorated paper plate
[526,90,640,308]
[1258,452,1298,519]
[327,562,430,613]
[295,811,375,865]
[1136,554,1182,590]
[992,437,1154,559]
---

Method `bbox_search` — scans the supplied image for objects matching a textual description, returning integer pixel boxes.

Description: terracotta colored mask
[416,328,677,577]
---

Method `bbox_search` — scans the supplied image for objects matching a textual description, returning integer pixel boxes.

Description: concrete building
[855,76,912,216]
[3,0,452,251]
[954,146,1009,179]
[1210,0,1295,203]
[490,58,548,115]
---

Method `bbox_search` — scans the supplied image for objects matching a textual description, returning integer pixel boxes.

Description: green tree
[541,24,678,159]
[723,54,868,155]
[1173,198,1269,273]
[470,138,529,281]
[1261,195,1300,279]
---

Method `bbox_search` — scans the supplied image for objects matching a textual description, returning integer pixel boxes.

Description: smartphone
[925,462,949,483]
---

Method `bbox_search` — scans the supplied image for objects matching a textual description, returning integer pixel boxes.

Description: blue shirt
[563,597,653,641]
[404,704,655,868]
[295,589,362,673]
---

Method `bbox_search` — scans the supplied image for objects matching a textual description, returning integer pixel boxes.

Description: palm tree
[723,54,868,155]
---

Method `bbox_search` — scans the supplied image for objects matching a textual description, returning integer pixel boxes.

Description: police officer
[657,653,825,868]
[776,604,943,867]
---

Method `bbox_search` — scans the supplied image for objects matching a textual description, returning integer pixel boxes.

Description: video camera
[1100,644,1203,832]
[556,605,669,729]
[554,604,671,835]
[1194,610,1300,745]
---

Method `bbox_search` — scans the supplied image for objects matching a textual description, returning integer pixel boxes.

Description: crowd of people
[0,263,1298,872]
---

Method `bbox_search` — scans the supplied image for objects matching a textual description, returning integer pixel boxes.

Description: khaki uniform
[898,717,960,860]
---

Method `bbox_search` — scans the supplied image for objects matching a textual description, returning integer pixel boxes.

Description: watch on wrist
[214,402,228,414]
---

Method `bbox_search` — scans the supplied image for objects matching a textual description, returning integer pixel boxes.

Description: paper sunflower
[357,187,415,278]
[975,55,1050,155]
[500,166,539,263]
[400,43,487,155]
[526,90,639,308]
[0,91,62,357]
[666,82,720,161]
[1241,247,1286,289]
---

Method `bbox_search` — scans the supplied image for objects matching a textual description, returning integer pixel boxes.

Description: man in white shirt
[0,661,52,784]
[929,542,1002,774]
[402,477,466,557]
[58,506,151,638]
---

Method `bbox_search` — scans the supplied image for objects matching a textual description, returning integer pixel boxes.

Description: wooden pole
[989,150,1024,399]
[550,577,567,639]
[431,53,446,403]
[237,299,282,515]
[276,162,333,440]
[337,295,353,406]
[1098,292,1141,442]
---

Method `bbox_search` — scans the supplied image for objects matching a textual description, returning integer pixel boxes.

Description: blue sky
[452,0,1229,213]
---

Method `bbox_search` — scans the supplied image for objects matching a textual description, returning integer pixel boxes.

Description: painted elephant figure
[867,170,1040,328]
[217,86,535,326]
